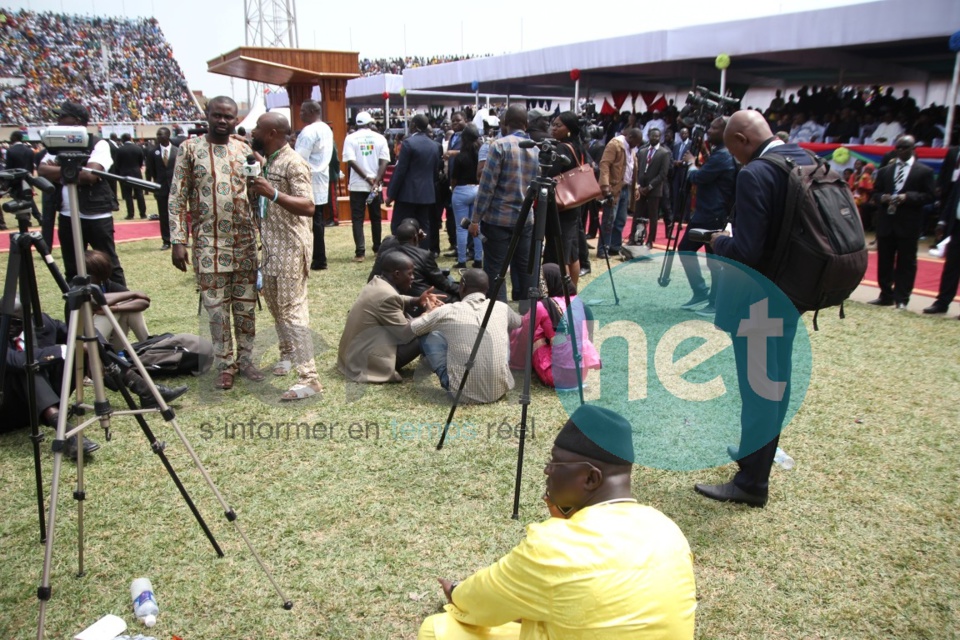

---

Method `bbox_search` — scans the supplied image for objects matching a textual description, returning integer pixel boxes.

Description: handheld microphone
[242,154,261,178]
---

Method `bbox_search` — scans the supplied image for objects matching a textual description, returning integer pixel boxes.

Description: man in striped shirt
[411,269,521,403]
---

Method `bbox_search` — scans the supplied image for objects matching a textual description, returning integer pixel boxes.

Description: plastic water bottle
[130,577,159,627]
[774,447,795,470]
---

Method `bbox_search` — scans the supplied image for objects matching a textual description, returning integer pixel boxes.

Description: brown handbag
[554,143,602,211]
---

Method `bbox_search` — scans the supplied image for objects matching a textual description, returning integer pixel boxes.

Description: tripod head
[518,137,572,176]
[0,169,55,226]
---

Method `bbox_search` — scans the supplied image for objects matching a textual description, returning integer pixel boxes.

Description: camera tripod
[0,151,291,639]
[658,123,707,287]
[435,137,587,519]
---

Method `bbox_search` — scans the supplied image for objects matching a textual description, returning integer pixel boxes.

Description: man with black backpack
[694,110,814,508]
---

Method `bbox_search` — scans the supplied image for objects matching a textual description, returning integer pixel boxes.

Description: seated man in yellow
[419,405,696,639]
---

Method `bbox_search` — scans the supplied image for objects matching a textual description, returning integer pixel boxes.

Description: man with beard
[248,112,320,401]
[418,405,696,639]
[168,96,263,391]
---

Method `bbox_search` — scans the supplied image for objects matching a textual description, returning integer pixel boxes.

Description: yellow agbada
[419,501,696,639]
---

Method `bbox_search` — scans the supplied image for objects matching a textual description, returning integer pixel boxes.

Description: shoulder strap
[563,142,583,167]
[756,153,803,278]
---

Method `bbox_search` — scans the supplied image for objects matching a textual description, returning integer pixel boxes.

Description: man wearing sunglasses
[419,405,696,639]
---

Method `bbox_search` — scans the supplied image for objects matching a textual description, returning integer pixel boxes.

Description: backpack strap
[756,153,803,280]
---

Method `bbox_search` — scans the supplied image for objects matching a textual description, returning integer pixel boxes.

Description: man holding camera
[168,96,260,390]
[697,110,811,507]
[38,100,125,286]
[677,117,737,315]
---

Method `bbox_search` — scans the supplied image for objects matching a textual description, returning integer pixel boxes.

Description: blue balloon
[470,80,479,91]
[951,31,960,52]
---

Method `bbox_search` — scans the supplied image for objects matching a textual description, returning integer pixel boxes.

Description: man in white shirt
[642,110,667,143]
[342,112,390,263]
[38,100,125,285]
[872,110,905,145]
[294,100,334,271]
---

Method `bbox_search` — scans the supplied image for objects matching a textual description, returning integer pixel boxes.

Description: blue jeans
[419,331,449,390]
[452,185,483,264]
[481,220,532,302]
[599,186,630,252]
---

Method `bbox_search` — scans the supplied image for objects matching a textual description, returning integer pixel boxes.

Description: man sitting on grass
[337,252,445,383]
[419,405,696,639]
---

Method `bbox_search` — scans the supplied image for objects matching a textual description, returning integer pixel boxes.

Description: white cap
[483,115,500,128]
[142,614,156,627]
[355,111,374,126]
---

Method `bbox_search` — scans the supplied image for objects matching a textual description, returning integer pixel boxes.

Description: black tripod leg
[436,184,537,450]
[546,224,586,407]
[105,364,224,557]
[598,202,621,305]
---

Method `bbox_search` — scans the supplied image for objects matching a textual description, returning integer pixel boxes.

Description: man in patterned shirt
[468,105,539,302]
[248,113,322,401]
[168,96,264,390]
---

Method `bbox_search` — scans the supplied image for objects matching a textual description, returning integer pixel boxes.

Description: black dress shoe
[148,214,160,221]
[923,303,948,314]
[160,243,171,251]
[310,263,328,271]
[895,302,908,310]
[694,481,767,507]
[63,434,100,460]
[141,384,189,409]
[124,215,134,220]
[867,297,894,306]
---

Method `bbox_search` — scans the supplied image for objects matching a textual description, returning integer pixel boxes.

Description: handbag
[554,143,602,211]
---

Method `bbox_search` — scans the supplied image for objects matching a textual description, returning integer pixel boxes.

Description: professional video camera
[0,169,54,225]
[679,86,741,129]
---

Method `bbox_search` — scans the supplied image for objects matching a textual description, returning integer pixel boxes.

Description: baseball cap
[528,107,551,121]
[356,111,374,126]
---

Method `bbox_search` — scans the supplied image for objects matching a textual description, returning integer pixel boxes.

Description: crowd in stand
[359,54,488,77]
[757,85,953,147]
[0,9,201,125]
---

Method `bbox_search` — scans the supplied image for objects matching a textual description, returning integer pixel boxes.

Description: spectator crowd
[0,9,201,125]
[359,54,488,77]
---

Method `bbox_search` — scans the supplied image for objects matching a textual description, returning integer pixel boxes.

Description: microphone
[518,140,537,149]
[242,154,261,178]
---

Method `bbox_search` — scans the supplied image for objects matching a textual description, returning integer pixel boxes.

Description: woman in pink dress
[509,264,601,388]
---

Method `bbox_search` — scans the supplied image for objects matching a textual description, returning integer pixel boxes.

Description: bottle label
[134,590,156,608]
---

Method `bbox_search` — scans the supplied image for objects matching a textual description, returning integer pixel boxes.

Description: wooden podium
[207,47,359,148]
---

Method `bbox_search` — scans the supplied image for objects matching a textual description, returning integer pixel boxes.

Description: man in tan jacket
[598,128,643,257]
[337,252,444,383]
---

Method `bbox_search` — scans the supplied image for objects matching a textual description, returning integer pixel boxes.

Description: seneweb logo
[557,252,811,471]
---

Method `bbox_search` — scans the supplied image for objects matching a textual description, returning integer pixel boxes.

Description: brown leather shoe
[215,372,234,390]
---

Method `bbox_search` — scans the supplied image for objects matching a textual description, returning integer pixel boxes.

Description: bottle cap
[143,614,157,627]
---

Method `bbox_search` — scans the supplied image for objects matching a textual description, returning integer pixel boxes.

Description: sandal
[238,364,265,382]
[272,360,292,376]
[215,372,235,390]
[280,382,322,401]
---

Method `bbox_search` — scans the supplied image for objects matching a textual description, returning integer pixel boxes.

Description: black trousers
[732,316,798,497]
[120,181,147,218]
[630,196,661,246]
[678,227,719,302]
[935,222,960,307]
[350,191,382,257]
[391,201,433,250]
[875,233,919,304]
[311,204,327,269]
[156,193,171,244]
[1,362,64,430]
[58,214,126,286]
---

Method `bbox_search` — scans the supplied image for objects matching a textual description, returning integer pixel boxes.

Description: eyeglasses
[544,459,600,474]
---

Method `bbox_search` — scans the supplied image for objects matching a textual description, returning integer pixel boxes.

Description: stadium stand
[0,9,202,125]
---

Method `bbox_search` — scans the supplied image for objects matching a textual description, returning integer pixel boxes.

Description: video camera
[0,169,54,222]
[679,86,741,128]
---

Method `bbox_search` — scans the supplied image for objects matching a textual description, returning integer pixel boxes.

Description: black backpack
[759,152,867,329]
[131,333,213,377]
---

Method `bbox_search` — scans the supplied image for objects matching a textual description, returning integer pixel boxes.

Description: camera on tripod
[40,125,92,184]
[0,169,54,221]
[680,86,741,128]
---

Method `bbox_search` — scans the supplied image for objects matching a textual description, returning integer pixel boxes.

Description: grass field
[1,209,959,639]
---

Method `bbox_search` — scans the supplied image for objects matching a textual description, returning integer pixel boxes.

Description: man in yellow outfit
[419,405,696,639]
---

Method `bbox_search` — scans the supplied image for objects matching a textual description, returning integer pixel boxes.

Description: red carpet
[2,219,162,253]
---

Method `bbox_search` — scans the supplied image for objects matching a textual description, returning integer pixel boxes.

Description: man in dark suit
[115,133,147,219]
[695,110,814,508]
[3,131,42,231]
[923,145,960,316]
[628,128,671,247]
[144,127,178,250]
[869,135,936,309]
[386,113,441,250]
